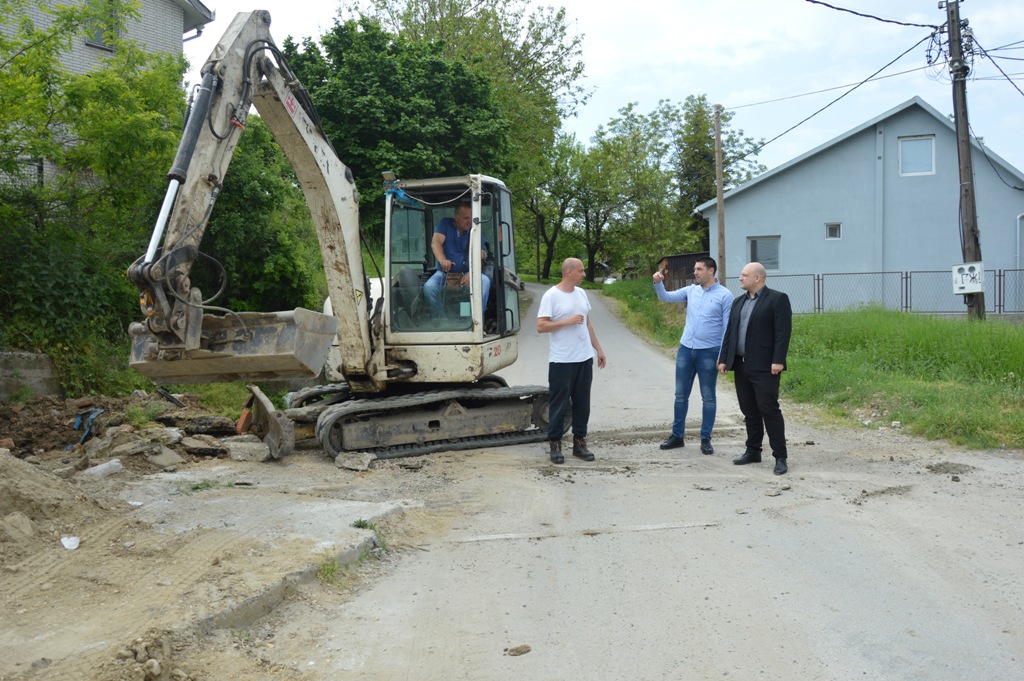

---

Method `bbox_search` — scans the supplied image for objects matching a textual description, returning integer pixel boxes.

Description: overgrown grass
[164,382,253,419]
[605,279,1024,449]
[123,401,169,429]
[47,336,151,397]
[785,307,1024,448]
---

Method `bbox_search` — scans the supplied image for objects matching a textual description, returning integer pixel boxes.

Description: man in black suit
[717,262,793,475]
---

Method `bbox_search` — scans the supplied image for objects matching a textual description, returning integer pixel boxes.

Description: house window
[85,1,120,51]
[748,236,780,270]
[899,135,935,176]
[825,222,842,240]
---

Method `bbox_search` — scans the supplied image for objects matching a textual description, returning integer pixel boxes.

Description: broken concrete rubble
[0,393,318,480]
[147,446,186,469]
[219,435,273,463]
[180,434,229,457]
[156,414,236,436]
[335,451,376,471]
[142,426,183,446]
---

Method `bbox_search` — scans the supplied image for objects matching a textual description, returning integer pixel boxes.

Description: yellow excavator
[126,11,559,459]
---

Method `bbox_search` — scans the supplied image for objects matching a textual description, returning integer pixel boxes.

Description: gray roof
[696,96,1024,213]
[171,0,215,34]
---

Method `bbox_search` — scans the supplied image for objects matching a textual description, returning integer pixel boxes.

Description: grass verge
[604,278,1024,449]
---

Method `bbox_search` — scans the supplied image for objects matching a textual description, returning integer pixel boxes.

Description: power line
[974,38,1024,99]
[727,64,934,110]
[989,39,1024,51]
[727,34,934,167]
[804,0,940,30]
[970,123,1024,192]
[975,72,1024,81]
[986,54,1024,63]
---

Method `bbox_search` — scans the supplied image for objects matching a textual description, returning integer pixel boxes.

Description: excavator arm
[125,11,557,460]
[127,11,381,389]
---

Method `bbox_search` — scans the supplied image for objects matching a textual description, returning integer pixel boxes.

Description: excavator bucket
[129,308,339,384]
[246,384,295,459]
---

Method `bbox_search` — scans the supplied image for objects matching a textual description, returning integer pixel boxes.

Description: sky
[183,0,1024,174]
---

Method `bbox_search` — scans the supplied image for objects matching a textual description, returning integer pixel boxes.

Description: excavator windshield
[385,176,519,338]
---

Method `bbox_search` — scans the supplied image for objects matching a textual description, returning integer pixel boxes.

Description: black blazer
[718,286,792,372]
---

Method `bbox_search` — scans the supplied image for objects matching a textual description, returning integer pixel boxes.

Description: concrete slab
[0,351,59,398]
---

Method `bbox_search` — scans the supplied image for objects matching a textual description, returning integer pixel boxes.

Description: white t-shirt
[537,286,595,364]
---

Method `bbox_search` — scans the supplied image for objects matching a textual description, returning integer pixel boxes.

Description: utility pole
[714,104,726,285]
[945,0,985,320]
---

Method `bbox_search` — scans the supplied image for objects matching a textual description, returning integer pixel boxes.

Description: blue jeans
[672,345,720,440]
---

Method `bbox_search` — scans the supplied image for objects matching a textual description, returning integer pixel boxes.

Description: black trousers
[547,359,593,440]
[734,360,787,458]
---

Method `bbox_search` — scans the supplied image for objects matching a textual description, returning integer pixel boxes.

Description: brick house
[16,0,214,74]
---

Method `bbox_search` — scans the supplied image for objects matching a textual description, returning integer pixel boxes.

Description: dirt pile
[0,452,118,566]
[0,393,269,571]
[0,392,372,681]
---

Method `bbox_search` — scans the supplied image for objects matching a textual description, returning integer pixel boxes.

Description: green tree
[348,0,586,200]
[1,0,183,340]
[0,0,186,394]
[523,133,581,279]
[577,97,765,273]
[663,95,765,247]
[189,117,324,312]
[572,136,630,281]
[0,0,138,177]
[589,103,684,272]
[61,42,186,253]
[282,18,512,245]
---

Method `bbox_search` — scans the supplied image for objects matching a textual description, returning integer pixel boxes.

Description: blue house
[697,96,1024,313]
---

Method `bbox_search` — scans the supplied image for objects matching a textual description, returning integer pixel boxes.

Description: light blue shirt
[654,281,733,350]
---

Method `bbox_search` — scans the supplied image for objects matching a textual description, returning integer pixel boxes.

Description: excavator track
[314,385,562,459]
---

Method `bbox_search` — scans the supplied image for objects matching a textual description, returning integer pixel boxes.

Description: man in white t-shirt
[536,258,607,464]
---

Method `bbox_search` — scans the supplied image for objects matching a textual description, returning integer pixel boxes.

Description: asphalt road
[239,282,1024,680]
[499,281,716,438]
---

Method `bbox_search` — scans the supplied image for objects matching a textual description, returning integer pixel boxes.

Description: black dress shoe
[732,451,762,465]
[660,435,685,450]
[773,458,788,475]
[700,439,714,455]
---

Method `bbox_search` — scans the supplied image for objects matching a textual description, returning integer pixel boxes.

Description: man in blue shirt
[424,202,490,318]
[653,257,734,454]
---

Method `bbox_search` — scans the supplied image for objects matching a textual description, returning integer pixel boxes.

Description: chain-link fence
[724,274,815,312]
[1002,269,1024,313]
[822,272,903,312]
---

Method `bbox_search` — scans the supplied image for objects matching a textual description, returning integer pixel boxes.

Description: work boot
[549,440,564,464]
[572,437,595,462]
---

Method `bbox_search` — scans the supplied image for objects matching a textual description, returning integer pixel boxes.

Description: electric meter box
[952,262,984,295]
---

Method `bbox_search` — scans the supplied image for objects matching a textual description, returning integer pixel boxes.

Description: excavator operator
[424,202,491,318]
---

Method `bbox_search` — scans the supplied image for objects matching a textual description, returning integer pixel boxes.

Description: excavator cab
[384,175,523,341]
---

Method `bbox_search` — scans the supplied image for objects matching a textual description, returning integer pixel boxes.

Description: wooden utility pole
[946,0,985,320]
[714,104,726,285]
